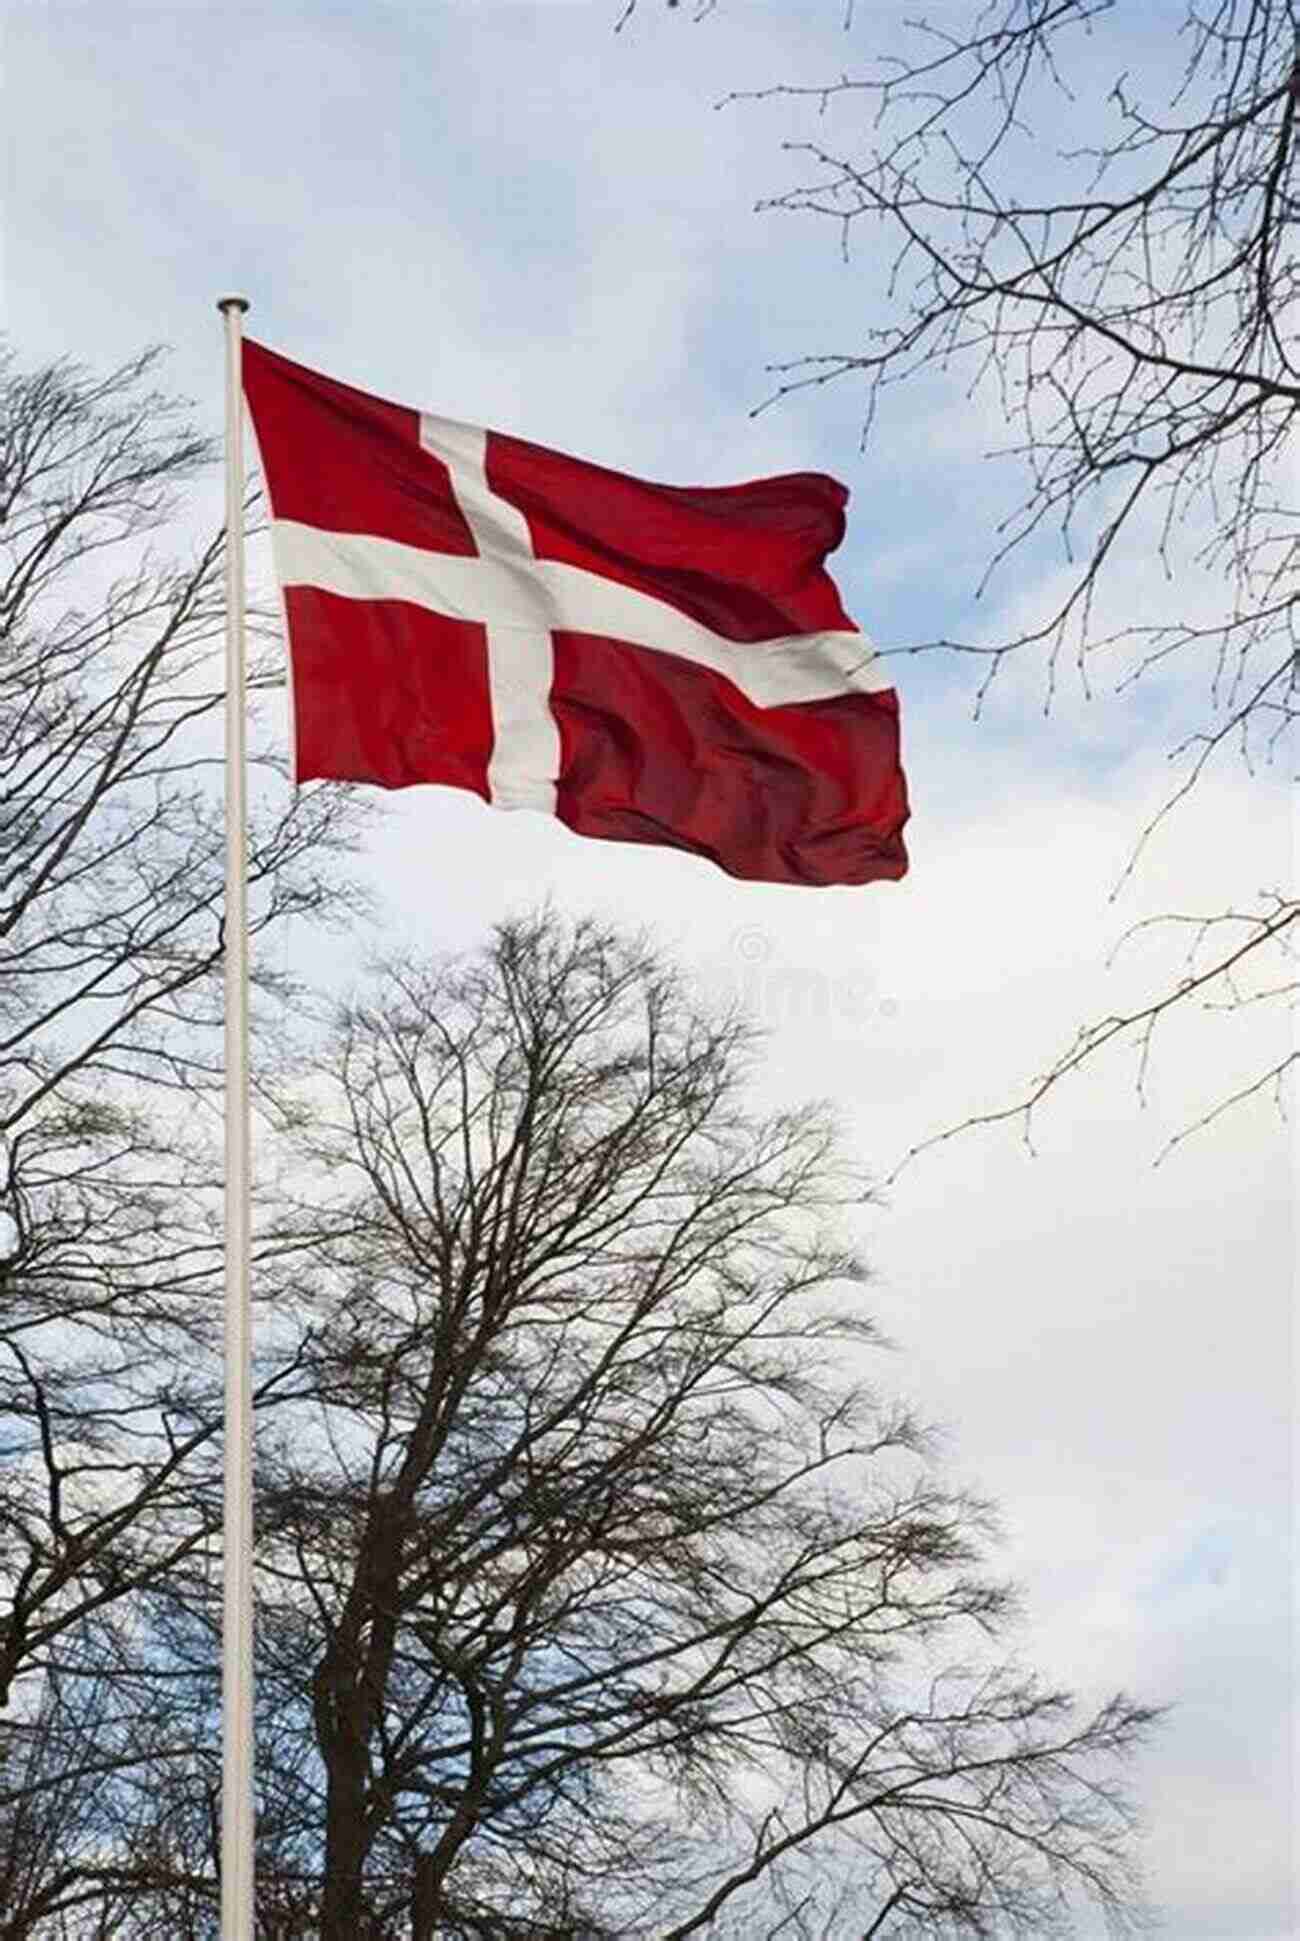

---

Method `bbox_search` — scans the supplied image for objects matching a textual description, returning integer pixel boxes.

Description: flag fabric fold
[241,339,909,886]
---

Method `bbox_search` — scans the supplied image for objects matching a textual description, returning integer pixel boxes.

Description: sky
[4,1,1295,1934]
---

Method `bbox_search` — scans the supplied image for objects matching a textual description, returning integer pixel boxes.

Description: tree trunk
[410,1853,437,1941]
[315,1648,374,1941]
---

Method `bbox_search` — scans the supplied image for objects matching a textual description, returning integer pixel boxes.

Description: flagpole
[217,293,254,1941]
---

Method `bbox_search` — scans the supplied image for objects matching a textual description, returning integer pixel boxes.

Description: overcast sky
[5,2,1294,1934]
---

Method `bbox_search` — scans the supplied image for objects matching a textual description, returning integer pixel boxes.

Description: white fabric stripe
[270,519,892,710]
[419,414,535,561]
[482,629,561,813]
[417,416,557,813]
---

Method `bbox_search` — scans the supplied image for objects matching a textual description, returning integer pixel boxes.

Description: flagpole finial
[217,295,250,314]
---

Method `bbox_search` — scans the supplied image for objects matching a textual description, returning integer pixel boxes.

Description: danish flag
[242,340,908,887]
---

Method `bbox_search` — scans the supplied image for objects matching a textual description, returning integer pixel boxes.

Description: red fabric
[487,431,855,642]
[552,635,905,885]
[244,342,475,556]
[243,338,910,888]
[285,587,492,796]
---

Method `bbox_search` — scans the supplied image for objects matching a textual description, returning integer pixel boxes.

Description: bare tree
[0,1612,220,1941]
[628,0,1298,1157]
[0,1651,115,1940]
[0,341,360,1921]
[244,911,1157,1939]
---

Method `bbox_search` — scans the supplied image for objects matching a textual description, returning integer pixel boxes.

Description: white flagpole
[217,293,254,1941]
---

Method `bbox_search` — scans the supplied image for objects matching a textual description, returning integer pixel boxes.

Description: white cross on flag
[241,340,909,887]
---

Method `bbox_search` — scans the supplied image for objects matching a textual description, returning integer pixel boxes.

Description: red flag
[242,340,909,887]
